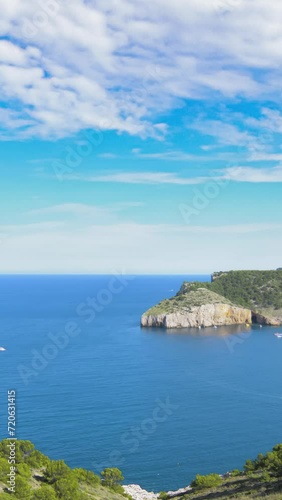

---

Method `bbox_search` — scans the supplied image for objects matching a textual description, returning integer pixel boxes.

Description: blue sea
[0,275,282,492]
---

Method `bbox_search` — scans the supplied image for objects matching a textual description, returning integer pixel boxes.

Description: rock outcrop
[252,311,282,326]
[123,484,159,500]
[141,288,252,329]
[141,303,251,329]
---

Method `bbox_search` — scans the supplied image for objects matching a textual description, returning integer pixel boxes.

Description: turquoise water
[0,275,282,492]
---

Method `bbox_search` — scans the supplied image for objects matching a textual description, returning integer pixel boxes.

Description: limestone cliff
[141,288,252,329]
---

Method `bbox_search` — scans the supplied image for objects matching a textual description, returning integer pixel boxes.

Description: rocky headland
[141,288,251,328]
[141,270,282,329]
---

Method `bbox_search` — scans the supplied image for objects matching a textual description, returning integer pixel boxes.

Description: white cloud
[190,119,260,149]
[66,172,210,185]
[1,0,282,138]
[132,151,211,161]
[0,221,281,273]
[223,165,282,182]
[27,202,144,219]
[63,165,282,185]
[28,203,110,217]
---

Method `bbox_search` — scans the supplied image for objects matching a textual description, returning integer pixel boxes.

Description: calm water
[0,275,282,492]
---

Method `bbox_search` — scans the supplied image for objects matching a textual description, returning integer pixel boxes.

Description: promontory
[141,270,282,329]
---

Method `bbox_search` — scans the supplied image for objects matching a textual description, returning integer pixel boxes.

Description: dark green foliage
[0,440,50,470]
[230,469,241,477]
[158,492,169,499]
[72,467,100,485]
[31,485,59,500]
[14,475,32,499]
[54,476,80,500]
[17,463,32,479]
[244,459,255,474]
[43,460,71,484]
[0,439,130,499]
[191,473,223,490]
[244,444,282,478]
[101,467,124,488]
[261,470,272,482]
[182,270,282,311]
[26,450,50,468]
[0,458,10,481]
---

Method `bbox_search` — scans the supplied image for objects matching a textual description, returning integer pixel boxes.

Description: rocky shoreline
[123,484,159,500]
[123,483,193,500]
[141,303,251,329]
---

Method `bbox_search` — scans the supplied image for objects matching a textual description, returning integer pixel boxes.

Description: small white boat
[214,326,218,329]
[0,347,6,351]
[274,333,282,339]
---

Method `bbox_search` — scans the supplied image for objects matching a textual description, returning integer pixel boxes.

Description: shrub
[32,485,58,500]
[43,460,71,484]
[101,467,124,488]
[17,462,32,479]
[244,459,255,474]
[14,475,32,499]
[261,470,271,482]
[159,492,169,499]
[54,477,80,500]
[73,467,100,485]
[191,473,223,490]
[230,469,241,477]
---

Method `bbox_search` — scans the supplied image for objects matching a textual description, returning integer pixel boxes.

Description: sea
[0,274,282,492]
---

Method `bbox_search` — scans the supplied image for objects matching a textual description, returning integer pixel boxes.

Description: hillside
[182,270,282,311]
[141,287,252,328]
[1,440,282,499]
[0,439,130,500]
[142,270,282,328]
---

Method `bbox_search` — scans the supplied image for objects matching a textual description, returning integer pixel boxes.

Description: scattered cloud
[27,202,144,218]
[1,0,282,139]
[222,165,282,182]
[190,119,260,149]
[132,150,211,161]
[62,165,282,185]
[65,172,210,185]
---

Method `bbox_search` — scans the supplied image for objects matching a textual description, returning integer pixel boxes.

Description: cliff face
[141,288,252,329]
[141,303,251,329]
[252,311,282,326]
[142,270,282,329]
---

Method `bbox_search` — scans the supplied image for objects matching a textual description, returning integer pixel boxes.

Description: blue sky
[1,0,282,273]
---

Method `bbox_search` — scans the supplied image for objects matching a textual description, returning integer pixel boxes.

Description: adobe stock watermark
[22,0,69,40]
[92,397,179,472]
[17,273,135,386]
[179,176,229,224]
[224,329,252,353]
[52,124,111,181]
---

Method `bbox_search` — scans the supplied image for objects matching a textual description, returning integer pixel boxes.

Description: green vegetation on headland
[1,440,282,499]
[143,269,282,326]
[185,269,282,311]
[0,439,131,500]
[145,288,233,316]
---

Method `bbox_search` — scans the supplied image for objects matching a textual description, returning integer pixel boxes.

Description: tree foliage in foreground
[0,439,126,500]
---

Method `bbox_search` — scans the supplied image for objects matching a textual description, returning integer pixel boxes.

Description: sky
[0,0,282,273]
